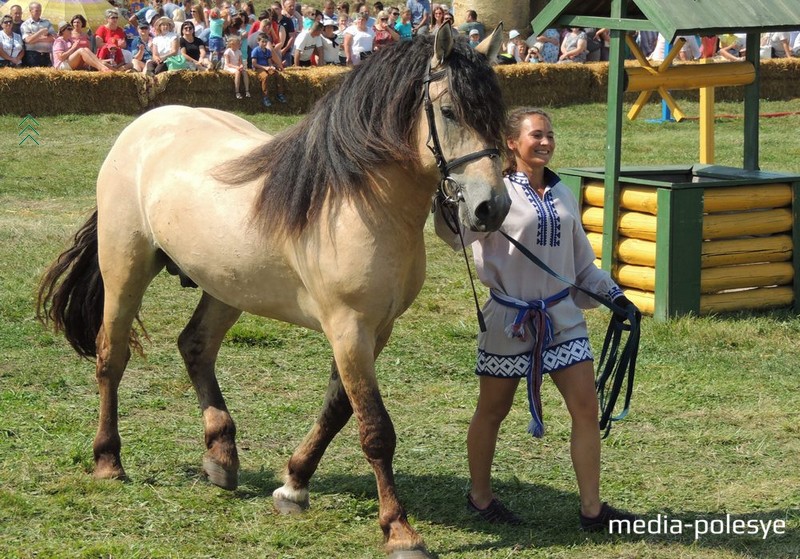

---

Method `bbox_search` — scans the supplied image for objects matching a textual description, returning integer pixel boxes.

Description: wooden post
[654,187,703,319]
[792,180,800,313]
[602,0,627,275]
[744,32,761,171]
[699,58,715,164]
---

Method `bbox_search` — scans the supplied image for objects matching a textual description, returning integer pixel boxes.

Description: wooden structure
[531,0,800,320]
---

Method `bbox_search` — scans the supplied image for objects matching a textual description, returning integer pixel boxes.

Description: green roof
[532,0,800,39]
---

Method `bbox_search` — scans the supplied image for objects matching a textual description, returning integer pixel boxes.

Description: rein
[499,231,640,438]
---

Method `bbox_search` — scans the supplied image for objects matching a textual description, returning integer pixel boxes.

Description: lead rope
[436,195,487,332]
[499,230,640,438]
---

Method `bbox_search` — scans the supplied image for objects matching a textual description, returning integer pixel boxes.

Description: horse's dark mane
[221,35,506,235]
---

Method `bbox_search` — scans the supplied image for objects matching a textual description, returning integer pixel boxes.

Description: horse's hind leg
[273,358,353,513]
[93,248,163,480]
[178,292,242,490]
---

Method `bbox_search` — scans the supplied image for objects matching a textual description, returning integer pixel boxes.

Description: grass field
[1,100,800,559]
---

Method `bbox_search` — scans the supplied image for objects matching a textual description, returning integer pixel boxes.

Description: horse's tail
[37,210,105,359]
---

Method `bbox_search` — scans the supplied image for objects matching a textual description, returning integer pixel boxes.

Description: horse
[37,24,508,559]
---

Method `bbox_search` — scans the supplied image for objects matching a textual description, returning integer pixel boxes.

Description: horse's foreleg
[273,359,353,513]
[178,292,243,490]
[327,323,428,558]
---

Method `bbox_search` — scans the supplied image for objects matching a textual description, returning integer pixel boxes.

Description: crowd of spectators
[1,1,799,106]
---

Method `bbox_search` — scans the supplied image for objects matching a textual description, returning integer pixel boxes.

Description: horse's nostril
[475,200,493,223]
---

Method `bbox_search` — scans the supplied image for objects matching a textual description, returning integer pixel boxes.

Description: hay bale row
[2,58,798,116]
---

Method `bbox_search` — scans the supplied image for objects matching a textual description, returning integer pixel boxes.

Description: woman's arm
[163,36,180,58]
[343,32,353,64]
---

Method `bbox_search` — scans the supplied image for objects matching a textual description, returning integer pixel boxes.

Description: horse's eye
[440,107,457,121]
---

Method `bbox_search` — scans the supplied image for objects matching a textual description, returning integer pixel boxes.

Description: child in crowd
[223,34,250,98]
[207,8,226,65]
[250,32,287,107]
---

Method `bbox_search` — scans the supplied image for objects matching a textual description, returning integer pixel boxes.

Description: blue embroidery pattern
[510,172,561,247]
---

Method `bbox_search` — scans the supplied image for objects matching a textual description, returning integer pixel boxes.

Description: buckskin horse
[38,23,508,558]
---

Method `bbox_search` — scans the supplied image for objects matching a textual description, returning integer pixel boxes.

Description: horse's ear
[431,22,454,69]
[476,22,504,64]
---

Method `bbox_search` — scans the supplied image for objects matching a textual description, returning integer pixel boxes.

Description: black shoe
[579,502,638,532]
[467,495,524,525]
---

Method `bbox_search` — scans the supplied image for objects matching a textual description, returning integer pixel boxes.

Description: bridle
[423,61,499,333]
[422,61,500,205]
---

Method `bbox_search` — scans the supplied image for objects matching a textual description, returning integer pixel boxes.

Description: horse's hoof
[202,456,238,490]
[272,485,309,515]
[387,547,432,559]
[93,456,127,481]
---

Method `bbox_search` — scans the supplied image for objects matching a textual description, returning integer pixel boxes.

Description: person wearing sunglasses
[0,16,24,68]
[95,8,127,52]
[53,21,113,71]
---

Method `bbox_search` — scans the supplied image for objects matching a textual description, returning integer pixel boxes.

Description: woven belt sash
[490,288,569,438]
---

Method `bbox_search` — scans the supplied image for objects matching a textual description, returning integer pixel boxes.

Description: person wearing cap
[0,14,24,68]
[130,20,154,73]
[52,21,112,71]
[467,28,480,48]
[95,8,127,52]
[506,29,526,63]
[20,2,55,67]
[319,17,340,64]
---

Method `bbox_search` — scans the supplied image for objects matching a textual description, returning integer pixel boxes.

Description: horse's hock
[560,166,800,318]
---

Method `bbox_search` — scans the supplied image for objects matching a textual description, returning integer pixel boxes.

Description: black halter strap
[422,62,500,200]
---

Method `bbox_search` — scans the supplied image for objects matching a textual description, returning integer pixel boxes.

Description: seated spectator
[0,15,24,68]
[457,9,484,40]
[467,28,480,48]
[319,18,340,64]
[558,27,587,63]
[717,33,745,61]
[394,7,412,42]
[95,8,127,51]
[130,21,153,73]
[793,32,800,57]
[649,34,701,62]
[69,15,92,51]
[145,16,179,74]
[343,9,373,65]
[526,27,559,63]
[52,22,112,71]
[97,40,132,70]
[223,34,249,98]
[250,32,286,106]
[293,20,321,66]
[407,0,429,36]
[505,29,525,62]
[180,20,212,69]
[372,10,398,50]
[21,1,56,67]
[767,32,792,58]
[525,41,544,63]
[188,3,208,39]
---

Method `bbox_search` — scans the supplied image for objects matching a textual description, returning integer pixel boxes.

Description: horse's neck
[371,165,439,236]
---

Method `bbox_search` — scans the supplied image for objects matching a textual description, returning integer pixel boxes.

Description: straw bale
[0,59,797,116]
